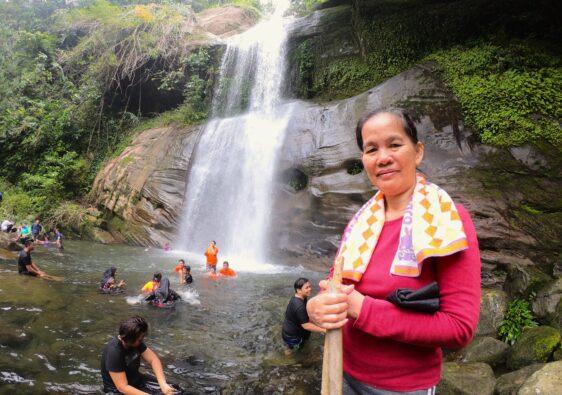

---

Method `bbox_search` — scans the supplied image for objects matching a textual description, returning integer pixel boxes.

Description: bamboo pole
[321,255,344,395]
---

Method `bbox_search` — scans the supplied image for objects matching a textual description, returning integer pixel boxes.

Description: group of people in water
[3,217,63,250]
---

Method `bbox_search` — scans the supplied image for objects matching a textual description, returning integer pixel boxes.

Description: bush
[46,201,89,234]
[427,42,562,150]
[498,298,538,345]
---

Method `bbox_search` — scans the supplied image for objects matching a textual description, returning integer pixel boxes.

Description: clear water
[0,241,325,394]
[177,0,294,263]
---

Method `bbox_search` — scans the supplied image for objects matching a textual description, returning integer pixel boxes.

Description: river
[0,241,325,394]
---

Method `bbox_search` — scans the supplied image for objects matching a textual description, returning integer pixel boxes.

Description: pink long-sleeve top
[333,204,481,391]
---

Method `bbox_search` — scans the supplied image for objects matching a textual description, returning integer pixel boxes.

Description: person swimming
[147,277,180,306]
[100,267,125,293]
[141,273,161,293]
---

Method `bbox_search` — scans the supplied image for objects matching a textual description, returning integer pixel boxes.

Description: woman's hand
[307,280,355,330]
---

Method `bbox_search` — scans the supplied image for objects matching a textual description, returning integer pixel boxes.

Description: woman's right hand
[307,280,354,330]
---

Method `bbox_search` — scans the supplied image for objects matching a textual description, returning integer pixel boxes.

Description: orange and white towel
[338,174,468,281]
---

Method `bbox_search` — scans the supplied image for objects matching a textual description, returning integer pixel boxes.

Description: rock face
[476,289,508,338]
[91,126,202,247]
[454,336,509,366]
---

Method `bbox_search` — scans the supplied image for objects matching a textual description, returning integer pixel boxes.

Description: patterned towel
[338,174,468,281]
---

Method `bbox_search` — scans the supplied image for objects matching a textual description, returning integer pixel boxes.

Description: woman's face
[361,113,424,198]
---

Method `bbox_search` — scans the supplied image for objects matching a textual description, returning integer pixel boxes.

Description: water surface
[0,241,325,394]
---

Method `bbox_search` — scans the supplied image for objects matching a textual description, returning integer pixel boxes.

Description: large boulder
[0,232,22,251]
[517,361,562,395]
[438,362,495,395]
[532,278,562,328]
[476,288,508,338]
[504,263,552,299]
[454,336,509,366]
[506,326,561,370]
[494,363,545,395]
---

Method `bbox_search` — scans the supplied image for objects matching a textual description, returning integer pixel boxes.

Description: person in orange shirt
[141,273,161,293]
[207,266,219,279]
[204,240,218,271]
[219,261,236,277]
[174,259,186,283]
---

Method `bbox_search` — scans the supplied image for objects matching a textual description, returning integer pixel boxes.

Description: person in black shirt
[282,277,325,351]
[18,240,45,277]
[101,316,179,394]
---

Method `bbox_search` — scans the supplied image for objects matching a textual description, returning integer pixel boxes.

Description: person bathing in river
[54,226,63,250]
[141,273,162,294]
[174,260,186,283]
[101,315,181,394]
[151,277,180,305]
[100,267,125,293]
[306,108,480,394]
[204,240,218,271]
[207,266,219,280]
[181,265,193,285]
[282,278,325,352]
[18,240,46,277]
[218,261,236,277]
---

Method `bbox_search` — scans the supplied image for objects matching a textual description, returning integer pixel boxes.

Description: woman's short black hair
[153,272,162,282]
[119,316,148,343]
[294,277,310,291]
[355,108,419,151]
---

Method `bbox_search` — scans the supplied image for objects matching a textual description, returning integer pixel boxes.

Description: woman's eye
[365,147,377,154]
[390,143,401,148]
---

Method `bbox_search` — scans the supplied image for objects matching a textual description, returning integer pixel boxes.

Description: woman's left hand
[347,289,366,319]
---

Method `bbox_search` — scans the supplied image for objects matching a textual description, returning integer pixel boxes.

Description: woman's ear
[415,141,425,166]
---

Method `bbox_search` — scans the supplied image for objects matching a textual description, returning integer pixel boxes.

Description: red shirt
[337,204,480,391]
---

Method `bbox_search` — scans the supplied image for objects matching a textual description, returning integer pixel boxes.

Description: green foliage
[46,201,89,233]
[498,298,538,345]
[288,179,307,191]
[428,42,562,150]
[286,0,324,17]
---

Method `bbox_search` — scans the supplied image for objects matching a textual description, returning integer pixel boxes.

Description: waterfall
[177,0,294,269]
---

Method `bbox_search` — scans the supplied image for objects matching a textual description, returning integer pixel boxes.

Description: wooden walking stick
[321,255,344,395]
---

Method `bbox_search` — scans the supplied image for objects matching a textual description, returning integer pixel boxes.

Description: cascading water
[177,0,294,269]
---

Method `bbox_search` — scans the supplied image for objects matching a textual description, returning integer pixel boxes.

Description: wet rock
[0,248,17,261]
[476,288,508,338]
[531,278,562,329]
[438,362,495,395]
[504,263,551,299]
[455,336,509,366]
[506,326,561,370]
[90,228,117,245]
[517,361,562,395]
[494,363,545,395]
[0,232,22,251]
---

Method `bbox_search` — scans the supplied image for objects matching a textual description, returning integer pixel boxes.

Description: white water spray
[177,1,294,269]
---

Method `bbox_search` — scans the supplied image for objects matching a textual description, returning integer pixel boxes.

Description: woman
[307,109,481,394]
[151,277,181,306]
[100,267,125,293]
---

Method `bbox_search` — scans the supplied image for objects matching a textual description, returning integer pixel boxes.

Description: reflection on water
[0,241,325,394]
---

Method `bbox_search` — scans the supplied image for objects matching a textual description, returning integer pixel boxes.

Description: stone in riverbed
[438,362,495,395]
[454,336,509,366]
[517,361,562,395]
[494,363,545,395]
[476,288,508,338]
[506,326,561,370]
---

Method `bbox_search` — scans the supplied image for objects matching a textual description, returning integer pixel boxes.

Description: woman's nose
[376,148,392,164]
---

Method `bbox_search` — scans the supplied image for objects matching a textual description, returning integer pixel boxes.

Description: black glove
[385,281,440,313]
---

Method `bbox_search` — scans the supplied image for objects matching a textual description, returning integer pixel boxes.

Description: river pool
[0,241,326,394]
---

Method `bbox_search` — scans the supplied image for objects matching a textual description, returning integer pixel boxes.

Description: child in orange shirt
[219,261,236,277]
